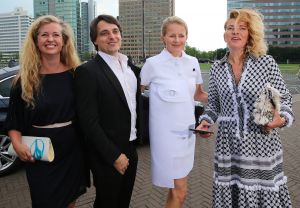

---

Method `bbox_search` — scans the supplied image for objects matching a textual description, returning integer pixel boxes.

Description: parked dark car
[139,90,150,144]
[197,58,214,64]
[0,66,21,176]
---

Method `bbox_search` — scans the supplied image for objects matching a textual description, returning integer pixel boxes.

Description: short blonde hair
[225,8,267,57]
[18,15,80,107]
[161,16,188,37]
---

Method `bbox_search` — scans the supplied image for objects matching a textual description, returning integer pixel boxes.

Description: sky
[0,0,227,51]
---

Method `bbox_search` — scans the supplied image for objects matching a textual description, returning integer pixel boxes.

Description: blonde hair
[225,8,267,57]
[18,15,80,107]
[161,16,188,37]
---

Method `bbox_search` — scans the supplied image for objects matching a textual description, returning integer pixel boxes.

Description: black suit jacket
[74,54,141,165]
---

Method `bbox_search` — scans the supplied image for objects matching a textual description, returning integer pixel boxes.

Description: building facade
[119,0,175,63]
[228,0,300,48]
[80,1,89,54]
[88,0,96,52]
[0,7,32,67]
[80,0,96,55]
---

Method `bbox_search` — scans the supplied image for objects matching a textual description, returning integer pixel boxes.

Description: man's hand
[113,153,129,175]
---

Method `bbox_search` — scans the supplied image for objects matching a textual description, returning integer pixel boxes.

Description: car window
[0,76,15,98]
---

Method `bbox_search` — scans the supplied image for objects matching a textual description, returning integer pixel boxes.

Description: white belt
[33,121,72,128]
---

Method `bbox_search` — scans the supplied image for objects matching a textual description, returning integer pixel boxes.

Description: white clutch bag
[8,136,55,162]
[253,83,281,126]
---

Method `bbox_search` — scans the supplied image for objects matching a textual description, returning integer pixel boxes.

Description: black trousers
[90,143,138,208]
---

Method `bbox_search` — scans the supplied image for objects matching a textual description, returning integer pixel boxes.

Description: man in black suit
[74,15,140,208]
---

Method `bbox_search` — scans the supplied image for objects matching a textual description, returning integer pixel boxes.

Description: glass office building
[80,2,89,54]
[87,0,96,52]
[119,0,175,63]
[228,0,300,47]
[80,0,96,54]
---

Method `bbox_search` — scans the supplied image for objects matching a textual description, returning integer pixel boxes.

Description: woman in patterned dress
[5,15,87,208]
[197,9,295,207]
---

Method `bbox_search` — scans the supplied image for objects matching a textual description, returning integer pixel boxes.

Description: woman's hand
[264,110,285,132]
[195,120,213,138]
[13,142,34,162]
[8,130,34,162]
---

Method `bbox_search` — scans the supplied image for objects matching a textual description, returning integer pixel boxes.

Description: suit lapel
[95,54,128,106]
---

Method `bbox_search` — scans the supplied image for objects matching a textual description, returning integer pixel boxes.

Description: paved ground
[0,96,299,208]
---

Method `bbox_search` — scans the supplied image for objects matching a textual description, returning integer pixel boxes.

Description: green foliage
[12,52,19,60]
[185,45,201,59]
[185,44,300,65]
[185,45,226,61]
[80,51,95,62]
[215,48,227,59]
[268,46,300,64]
[184,43,300,73]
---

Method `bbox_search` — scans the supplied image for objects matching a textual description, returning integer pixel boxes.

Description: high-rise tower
[119,0,175,63]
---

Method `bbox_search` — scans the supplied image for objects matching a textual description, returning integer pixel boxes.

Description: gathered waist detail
[32,121,72,129]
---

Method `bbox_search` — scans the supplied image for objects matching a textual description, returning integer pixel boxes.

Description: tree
[185,44,227,62]
[214,48,227,60]
[81,51,95,62]
[185,45,201,59]
[268,46,300,64]
[11,52,19,60]
[184,45,300,64]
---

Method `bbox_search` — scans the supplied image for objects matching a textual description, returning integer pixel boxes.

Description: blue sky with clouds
[0,0,227,51]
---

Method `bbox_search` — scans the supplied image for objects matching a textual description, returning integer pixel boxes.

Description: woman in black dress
[5,15,87,208]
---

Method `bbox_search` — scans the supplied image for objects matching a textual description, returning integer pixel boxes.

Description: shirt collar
[160,48,189,61]
[98,50,128,64]
[219,51,257,65]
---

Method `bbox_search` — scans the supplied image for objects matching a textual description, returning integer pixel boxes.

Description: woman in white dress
[140,16,208,208]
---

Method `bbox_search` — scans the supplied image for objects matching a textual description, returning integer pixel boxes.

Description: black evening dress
[5,70,87,208]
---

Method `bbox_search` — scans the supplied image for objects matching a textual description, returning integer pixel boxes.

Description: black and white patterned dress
[199,53,295,208]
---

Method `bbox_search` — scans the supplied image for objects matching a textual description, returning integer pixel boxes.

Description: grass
[278,64,299,73]
[200,63,300,74]
[199,63,212,71]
